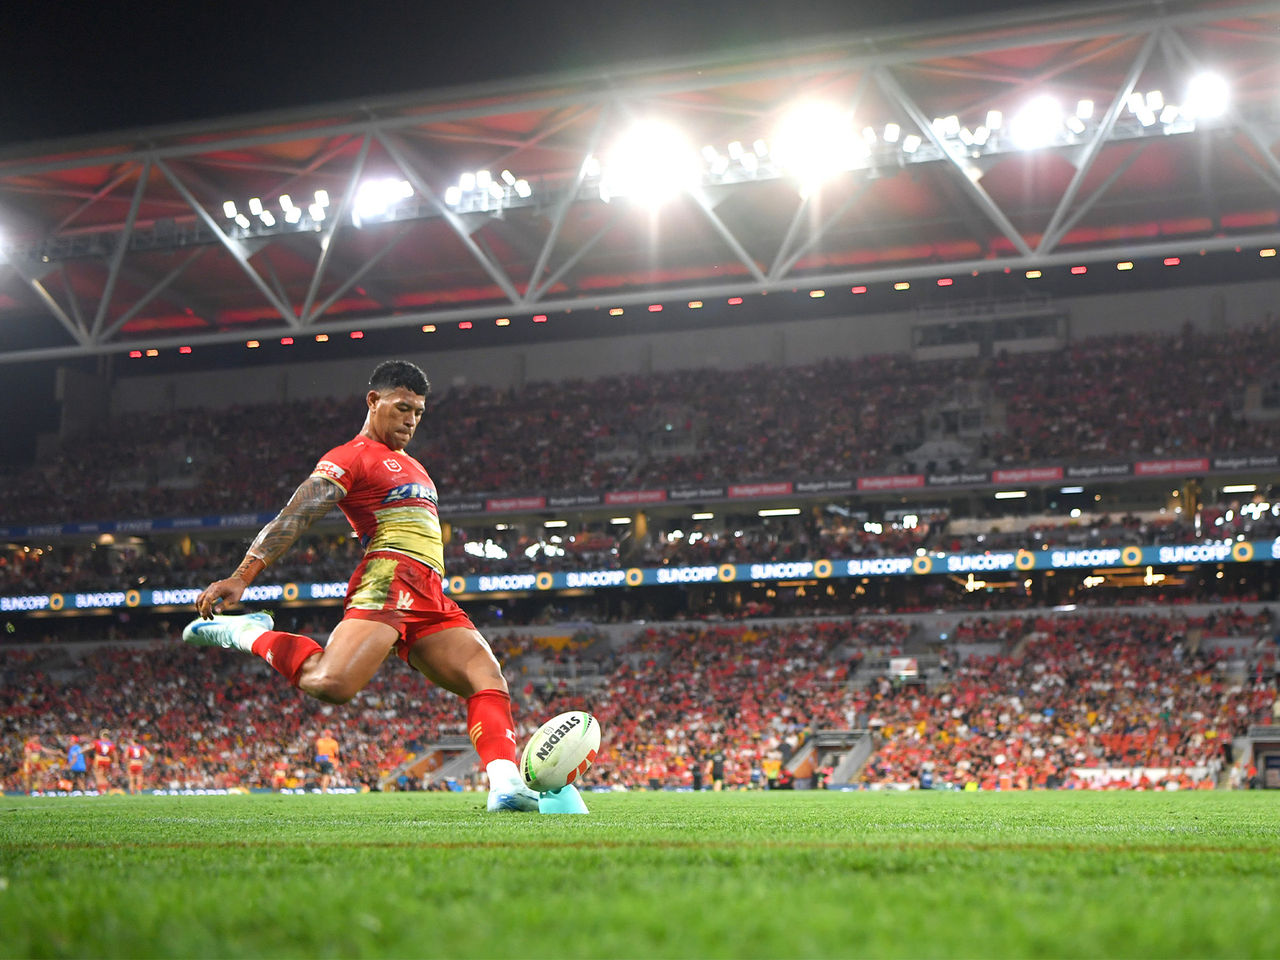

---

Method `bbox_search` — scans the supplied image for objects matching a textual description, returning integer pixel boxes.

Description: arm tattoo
[245,476,345,568]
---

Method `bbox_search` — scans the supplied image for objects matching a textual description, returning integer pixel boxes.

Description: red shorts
[128,763,144,774]
[343,550,475,662]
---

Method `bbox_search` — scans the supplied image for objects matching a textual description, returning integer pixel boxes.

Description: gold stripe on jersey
[348,556,400,610]
[366,505,445,575]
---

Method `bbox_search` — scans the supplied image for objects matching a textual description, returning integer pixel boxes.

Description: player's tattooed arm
[237,477,345,579]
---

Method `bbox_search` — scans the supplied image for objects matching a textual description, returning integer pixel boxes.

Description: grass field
[2,790,1278,958]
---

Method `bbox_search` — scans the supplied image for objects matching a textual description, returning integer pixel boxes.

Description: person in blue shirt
[66,735,88,791]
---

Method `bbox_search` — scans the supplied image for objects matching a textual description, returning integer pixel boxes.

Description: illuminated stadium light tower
[0,0,1279,362]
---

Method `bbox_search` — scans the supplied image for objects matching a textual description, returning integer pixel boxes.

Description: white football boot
[182,611,274,652]
[485,758,540,812]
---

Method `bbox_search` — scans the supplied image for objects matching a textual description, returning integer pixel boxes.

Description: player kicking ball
[182,360,538,812]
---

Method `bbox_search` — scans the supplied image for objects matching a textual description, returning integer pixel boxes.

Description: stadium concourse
[2,603,1277,794]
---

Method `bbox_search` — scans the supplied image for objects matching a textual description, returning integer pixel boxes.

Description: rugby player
[182,360,538,811]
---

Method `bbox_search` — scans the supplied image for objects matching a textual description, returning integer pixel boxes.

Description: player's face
[367,387,426,450]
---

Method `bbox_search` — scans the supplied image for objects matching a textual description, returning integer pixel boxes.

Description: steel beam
[300,134,371,324]
[99,248,210,342]
[1037,31,1158,255]
[2,3,1274,181]
[155,157,300,325]
[378,131,522,304]
[875,66,1033,258]
[524,109,608,301]
[91,159,151,338]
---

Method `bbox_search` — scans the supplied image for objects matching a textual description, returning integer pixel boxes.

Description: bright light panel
[758,507,802,517]
[771,101,860,191]
[1184,71,1230,119]
[599,119,701,205]
[1010,95,1062,150]
[994,490,1028,499]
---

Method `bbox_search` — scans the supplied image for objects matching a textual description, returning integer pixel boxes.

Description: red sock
[467,689,518,765]
[251,631,323,686]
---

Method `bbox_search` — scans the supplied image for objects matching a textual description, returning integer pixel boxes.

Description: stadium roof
[1,0,1279,364]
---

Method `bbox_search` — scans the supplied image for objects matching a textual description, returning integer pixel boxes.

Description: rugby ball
[520,711,600,792]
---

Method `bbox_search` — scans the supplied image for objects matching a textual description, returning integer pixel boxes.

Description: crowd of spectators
[5,607,1275,793]
[4,326,1280,527]
[859,609,1277,790]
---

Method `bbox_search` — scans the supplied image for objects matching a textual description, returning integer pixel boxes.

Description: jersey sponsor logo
[382,482,438,505]
[383,458,403,472]
[314,460,346,482]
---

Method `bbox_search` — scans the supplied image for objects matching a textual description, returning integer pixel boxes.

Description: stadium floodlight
[234,213,251,229]
[1145,90,1164,112]
[1183,71,1229,119]
[727,140,744,160]
[284,206,302,224]
[1009,95,1062,150]
[985,109,1003,130]
[500,169,516,186]
[771,101,859,191]
[883,122,901,143]
[259,210,276,227]
[459,172,476,192]
[222,200,237,219]
[279,194,293,211]
[309,203,326,222]
[248,197,264,216]
[514,179,532,198]
[598,119,702,205]
[1065,115,1086,134]
[444,185,462,206]
[314,189,330,208]
[901,134,922,154]
[1075,100,1094,120]
[353,178,415,225]
[476,169,492,189]
[753,139,768,157]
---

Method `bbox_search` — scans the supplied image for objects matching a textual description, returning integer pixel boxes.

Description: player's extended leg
[407,627,539,812]
[184,611,397,703]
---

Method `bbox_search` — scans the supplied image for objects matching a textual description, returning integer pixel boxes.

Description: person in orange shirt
[314,730,340,793]
[124,738,150,794]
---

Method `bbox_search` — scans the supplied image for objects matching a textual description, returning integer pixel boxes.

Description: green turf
[2,790,1278,958]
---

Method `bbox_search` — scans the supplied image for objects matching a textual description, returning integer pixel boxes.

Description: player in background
[314,730,339,793]
[90,730,115,792]
[183,360,539,812]
[21,734,51,794]
[125,738,150,794]
[270,756,289,792]
[66,735,88,791]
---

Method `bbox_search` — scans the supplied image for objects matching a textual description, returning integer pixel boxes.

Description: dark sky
[2,0,1046,145]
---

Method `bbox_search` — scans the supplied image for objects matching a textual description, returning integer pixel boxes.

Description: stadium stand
[3,326,1280,526]
[4,607,1275,793]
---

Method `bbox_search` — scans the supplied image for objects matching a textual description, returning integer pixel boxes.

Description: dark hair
[369,360,430,397]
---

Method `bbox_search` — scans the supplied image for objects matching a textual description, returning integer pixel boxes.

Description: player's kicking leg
[183,612,538,811]
[406,626,539,812]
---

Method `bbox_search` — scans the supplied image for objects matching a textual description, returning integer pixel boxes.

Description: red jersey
[127,745,145,762]
[311,436,445,575]
[93,739,114,760]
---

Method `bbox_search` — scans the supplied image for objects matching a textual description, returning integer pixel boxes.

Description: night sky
[2,0,1043,144]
